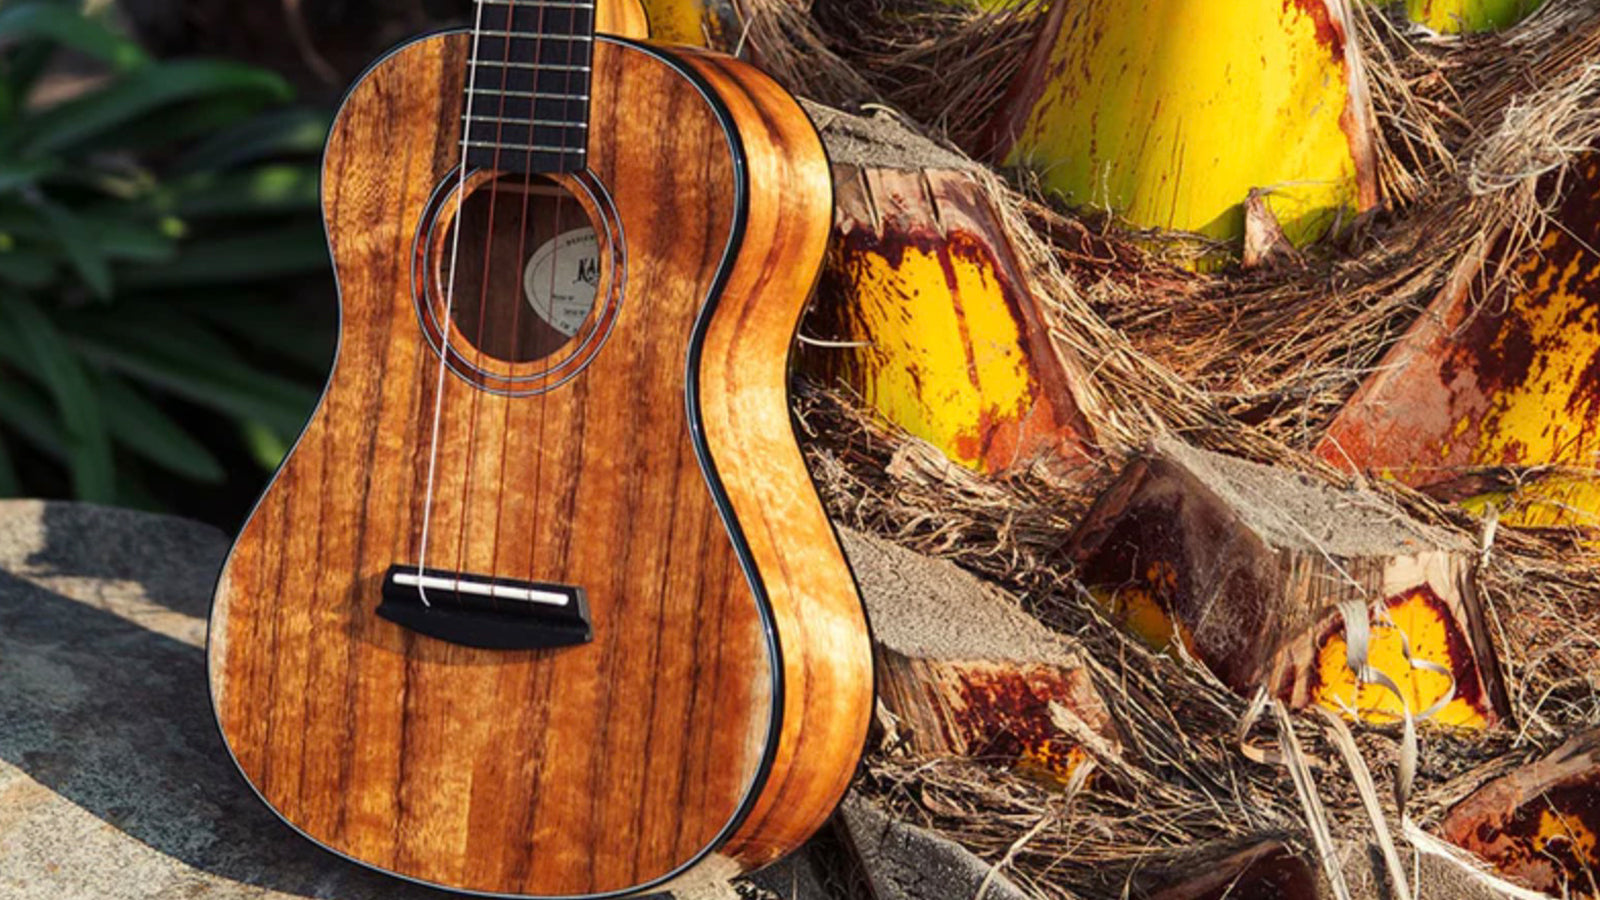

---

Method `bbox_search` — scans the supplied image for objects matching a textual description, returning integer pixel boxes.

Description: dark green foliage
[0,1,334,511]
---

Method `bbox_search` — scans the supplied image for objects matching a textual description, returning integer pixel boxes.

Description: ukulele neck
[463,0,597,175]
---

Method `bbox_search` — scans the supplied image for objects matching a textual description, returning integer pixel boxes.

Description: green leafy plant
[0,1,334,508]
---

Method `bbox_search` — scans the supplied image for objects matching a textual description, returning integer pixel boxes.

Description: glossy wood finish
[671,48,873,872]
[598,0,649,40]
[208,31,870,898]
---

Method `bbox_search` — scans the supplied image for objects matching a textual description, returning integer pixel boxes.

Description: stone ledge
[0,500,463,899]
[0,501,1028,900]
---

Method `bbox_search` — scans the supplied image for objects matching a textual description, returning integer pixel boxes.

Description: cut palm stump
[1067,437,1510,727]
[979,0,1378,252]
[1441,729,1600,898]
[801,105,1098,476]
[1318,154,1600,534]
[839,528,1119,783]
[1402,0,1545,34]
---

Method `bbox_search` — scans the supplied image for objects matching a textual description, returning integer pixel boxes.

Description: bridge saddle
[378,565,591,650]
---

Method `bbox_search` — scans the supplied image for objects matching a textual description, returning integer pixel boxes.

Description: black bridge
[378,565,591,650]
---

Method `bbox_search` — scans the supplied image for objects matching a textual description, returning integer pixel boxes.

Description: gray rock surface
[0,501,876,900]
[0,501,1019,900]
[1150,436,1460,557]
[745,830,866,900]
[0,500,458,899]
[802,101,972,173]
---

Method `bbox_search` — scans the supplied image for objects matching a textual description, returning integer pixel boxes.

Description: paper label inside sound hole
[523,227,599,338]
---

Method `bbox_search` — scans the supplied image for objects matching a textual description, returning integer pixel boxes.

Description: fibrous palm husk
[736,0,1047,146]
[797,385,1569,899]
[762,0,1600,896]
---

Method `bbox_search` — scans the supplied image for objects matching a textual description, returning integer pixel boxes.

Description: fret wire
[473,60,591,72]
[463,114,589,129]
[477,0,595,7]
[466,0,594,173]
[465,140,585,154]
[466,88,589,101]
[473,29,592,41]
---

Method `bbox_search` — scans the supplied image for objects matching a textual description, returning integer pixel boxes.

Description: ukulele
[206,2,873,895]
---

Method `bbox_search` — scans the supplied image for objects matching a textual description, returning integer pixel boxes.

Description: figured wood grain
[208,31,868,897]
[597,0,650,38]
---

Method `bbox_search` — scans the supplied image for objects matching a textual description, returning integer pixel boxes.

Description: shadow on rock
[0,501,453,898]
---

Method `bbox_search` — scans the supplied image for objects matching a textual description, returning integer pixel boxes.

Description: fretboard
[462,0,596,174]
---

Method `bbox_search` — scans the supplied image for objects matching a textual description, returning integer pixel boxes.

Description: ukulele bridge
[378,565,591,650]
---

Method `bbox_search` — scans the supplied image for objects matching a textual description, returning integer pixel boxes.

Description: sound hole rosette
[411,166,625,397]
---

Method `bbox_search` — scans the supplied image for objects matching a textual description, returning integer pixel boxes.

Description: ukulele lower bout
[207,31,872,900]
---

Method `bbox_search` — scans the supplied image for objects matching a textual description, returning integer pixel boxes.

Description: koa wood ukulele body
[206,2,873,895]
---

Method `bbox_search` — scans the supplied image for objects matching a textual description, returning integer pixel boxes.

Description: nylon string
[452,0,525,608]
[529,0,591,589]
[491,0,551,605]
[419,0,592,605]
[417,0,492,608]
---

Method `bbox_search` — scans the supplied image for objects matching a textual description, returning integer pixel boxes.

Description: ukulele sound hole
[440,175,601,365]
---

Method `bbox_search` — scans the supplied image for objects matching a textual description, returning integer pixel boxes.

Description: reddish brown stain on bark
[1447,766,1600,896]
[949,668,1094,775]
[808,221,1072,474]
[1284,0,1346,60]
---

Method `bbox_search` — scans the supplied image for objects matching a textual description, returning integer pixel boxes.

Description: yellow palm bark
[635,0,734,46]
[1319,155,1600,535]
[984,0,1378,251]
[1403,0,1543,33]
[802,164,1098,475]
